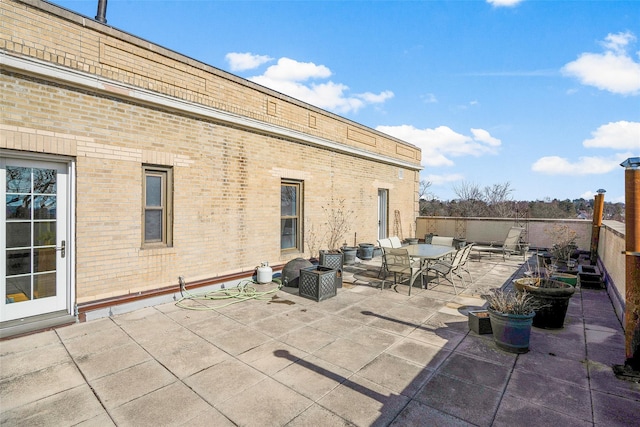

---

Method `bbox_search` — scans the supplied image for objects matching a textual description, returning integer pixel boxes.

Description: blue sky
[53,0,640,203]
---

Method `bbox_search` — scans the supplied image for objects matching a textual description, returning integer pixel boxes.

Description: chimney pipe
[95,0,108,24]
[614,157,640,379]
[590,189,606,265]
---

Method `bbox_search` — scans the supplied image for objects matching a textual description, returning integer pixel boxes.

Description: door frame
[1,150,75,321]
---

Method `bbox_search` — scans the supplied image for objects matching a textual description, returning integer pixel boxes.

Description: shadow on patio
[1,253,638,426]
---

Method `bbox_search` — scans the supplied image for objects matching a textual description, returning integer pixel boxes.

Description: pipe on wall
[95,0,108,23]
[620,158,640,374]
[590,190,606,265]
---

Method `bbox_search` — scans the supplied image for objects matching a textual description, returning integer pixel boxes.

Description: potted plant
[482,289,537,354]
[513,261,575,329]
[318,198,356,286]
[545,224,579,270]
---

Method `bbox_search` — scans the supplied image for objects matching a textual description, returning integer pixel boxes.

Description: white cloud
[579,190,598,200]
[225,52,273,71]
[561,31,640,95]
[261,57,331,81]
[601,31,635,54]
[241,56,392,114]
[423,173,465,186]
[487,0,524,7]
[421,93,438,104]
[357,91,394,104]
[531,153,630,175]
[583,121,640,150]
[376,124,501,167]
[470,128,501,146]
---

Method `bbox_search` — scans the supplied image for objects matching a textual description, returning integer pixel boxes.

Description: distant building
[1,0,421,333]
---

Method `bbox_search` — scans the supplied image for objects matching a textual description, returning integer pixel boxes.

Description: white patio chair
[389,236,403,248]
[430,236,454,246]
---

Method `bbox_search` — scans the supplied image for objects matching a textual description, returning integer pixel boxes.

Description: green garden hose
[176,276,283,310]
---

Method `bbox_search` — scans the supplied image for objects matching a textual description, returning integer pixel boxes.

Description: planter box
[320,250,343,288]
[299,266,337,302]
[578,265,604,289]
[469,310,492,334]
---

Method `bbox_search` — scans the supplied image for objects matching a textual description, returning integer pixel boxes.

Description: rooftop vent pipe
[95,0,108,24]
[589,189,605,265]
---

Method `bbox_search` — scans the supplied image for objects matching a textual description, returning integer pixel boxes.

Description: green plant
[482,289,537,315]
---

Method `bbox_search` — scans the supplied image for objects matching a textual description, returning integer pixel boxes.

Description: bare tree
[419,180,433,200]
[418,180,434,216]
[484,182,514,217]
[452,181,487,217]
[453,181,483,201]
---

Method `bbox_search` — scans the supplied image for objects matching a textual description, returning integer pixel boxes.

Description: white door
[1,159,69,321]
[378,189,388,239]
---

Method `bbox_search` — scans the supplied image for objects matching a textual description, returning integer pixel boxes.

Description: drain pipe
[615,157,640,379]
[95,0,108,24]
[590,189,606,265]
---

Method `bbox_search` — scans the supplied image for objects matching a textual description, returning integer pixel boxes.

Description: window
[143,166,173,247]
[281,180,302,251]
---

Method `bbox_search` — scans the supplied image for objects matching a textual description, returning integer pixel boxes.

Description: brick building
[0,0,421,335]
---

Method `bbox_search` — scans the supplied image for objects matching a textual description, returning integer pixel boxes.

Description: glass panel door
[1,159,68,321]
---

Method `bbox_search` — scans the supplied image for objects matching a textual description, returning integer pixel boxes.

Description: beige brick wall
[1,0,421,303]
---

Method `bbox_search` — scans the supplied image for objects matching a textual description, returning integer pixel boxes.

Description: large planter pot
[357,243,375,260]
[513,278,576,329]
[488,308,535,353]
[551,272,577,286]
[341,246,358,265]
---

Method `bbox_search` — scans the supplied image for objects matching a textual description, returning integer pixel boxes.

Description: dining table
[405,243,456,264]
[404,243,456,289]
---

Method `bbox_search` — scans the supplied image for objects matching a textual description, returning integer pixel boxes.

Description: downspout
[614,157,640,380]
[590,189,606,265]
[95,0,108,24]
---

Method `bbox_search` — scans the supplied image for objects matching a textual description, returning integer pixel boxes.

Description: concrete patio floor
[1,254,639,426]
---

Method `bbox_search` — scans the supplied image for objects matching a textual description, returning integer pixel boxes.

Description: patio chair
[430,236,454,246]
[457,243,474,284]
[426,246,467,294]
[472,227,526,261]
[380,247,426,296]
[389,236,403,248]
[377,238,393,278]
